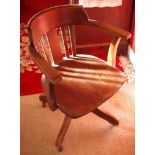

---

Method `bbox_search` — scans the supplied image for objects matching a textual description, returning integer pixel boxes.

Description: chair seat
[54,55,127,118]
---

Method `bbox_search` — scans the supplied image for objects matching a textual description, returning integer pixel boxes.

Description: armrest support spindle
[107,37,121,67]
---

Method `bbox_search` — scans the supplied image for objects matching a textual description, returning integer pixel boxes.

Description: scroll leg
[55,115,71,152]
[93,108,119,125]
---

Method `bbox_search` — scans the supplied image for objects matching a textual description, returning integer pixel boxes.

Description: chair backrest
[27,5,89,65]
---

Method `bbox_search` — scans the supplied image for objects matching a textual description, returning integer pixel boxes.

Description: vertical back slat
[40,38,48,61]
[68,25,76,56]
[60,26,73,57]
[35,39,46,59]
[41,34,54,64]
[57,27,67,57]
[47,29,64,64]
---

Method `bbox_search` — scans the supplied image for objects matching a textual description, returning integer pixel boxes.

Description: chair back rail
[28,5,88,40]
[28,5,88,64]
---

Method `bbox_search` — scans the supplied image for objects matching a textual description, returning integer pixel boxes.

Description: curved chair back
[27,5,88,65]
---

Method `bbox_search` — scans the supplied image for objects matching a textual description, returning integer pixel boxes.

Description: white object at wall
[128,45,135,67]
[79,0,122,7]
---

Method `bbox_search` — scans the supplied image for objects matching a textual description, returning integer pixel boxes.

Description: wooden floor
[20,81,135,155]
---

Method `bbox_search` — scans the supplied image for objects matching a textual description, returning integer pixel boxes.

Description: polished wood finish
[28,28,62,84]
[55,115,71,151]
[93,108,119,125]
[28,5,88,41]
[27,5,131,151]
[107,37,121,67]
[60,26,73,57]
[87,19,131,39]
[28,45,62,84]
[47,29,64,64]
[55,57,127,118]
[69,25,77,56]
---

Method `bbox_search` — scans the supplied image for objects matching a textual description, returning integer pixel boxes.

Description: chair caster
[42,102,46,108]
[57,146,63,152]
[39,94,47,108]
[112,119,119,126]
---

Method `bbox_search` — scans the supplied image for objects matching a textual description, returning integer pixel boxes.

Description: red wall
[25,0,68,10]
[20,0,68,23]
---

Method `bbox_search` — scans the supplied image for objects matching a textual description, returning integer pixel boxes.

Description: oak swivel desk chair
[27,5,131,152]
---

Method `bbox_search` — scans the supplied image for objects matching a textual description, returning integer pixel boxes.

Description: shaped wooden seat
[27,5,131,152]
[55,56,127,118]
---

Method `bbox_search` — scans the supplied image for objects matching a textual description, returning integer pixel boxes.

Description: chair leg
[39,93,47,107]
[92,108,119,125]
[55,115,71,152]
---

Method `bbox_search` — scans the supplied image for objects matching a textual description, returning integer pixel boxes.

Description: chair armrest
[29,46,62,84]
[87,19,131,39]
[27,27,62,84]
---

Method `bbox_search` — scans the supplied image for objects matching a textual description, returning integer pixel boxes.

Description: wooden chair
[27,5,131,151]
